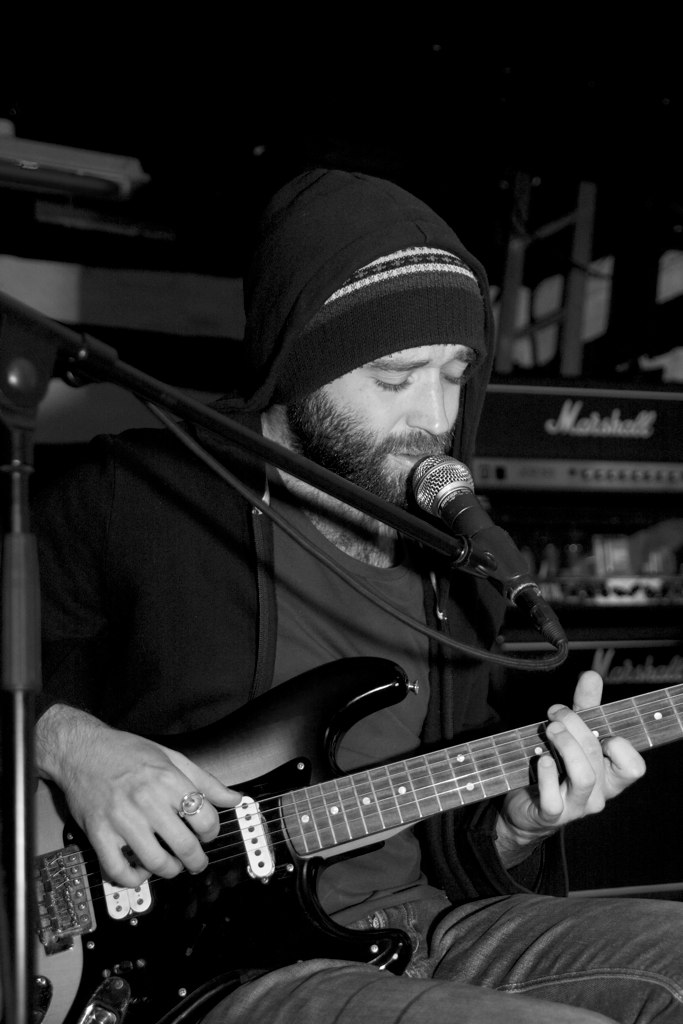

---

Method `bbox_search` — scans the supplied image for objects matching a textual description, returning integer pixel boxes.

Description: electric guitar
[31,656,683,1024]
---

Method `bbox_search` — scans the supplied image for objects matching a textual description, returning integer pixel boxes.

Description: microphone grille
[412,455,474,515]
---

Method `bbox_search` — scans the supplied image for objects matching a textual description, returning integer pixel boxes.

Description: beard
[286,389,455,508]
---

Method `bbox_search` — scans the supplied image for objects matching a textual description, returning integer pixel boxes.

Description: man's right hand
[36,704,241,888]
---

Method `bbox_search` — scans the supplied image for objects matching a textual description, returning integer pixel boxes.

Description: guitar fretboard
[281,683,683,856]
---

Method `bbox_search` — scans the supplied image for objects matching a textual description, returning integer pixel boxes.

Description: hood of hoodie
[233,167,496,469]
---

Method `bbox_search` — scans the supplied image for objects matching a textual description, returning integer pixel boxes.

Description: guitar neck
[283,683,683,856]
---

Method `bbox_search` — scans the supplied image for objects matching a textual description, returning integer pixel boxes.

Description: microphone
[412,455,567,650]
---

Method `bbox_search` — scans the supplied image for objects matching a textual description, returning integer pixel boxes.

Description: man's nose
[406,381,458,436]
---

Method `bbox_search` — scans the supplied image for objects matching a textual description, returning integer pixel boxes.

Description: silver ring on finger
[178,791,205,818]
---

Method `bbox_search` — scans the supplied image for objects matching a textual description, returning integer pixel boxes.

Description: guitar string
[42,690,683,915]
[59,689,683,885]
[54,712,683,929]
[63,688,683,890]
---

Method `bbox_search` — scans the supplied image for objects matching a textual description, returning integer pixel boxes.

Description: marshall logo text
[592,648,683,684]
[544,400,657,439]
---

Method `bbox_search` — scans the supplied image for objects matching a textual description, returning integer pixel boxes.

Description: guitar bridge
[36,844,95,954]
[235,796,275,879]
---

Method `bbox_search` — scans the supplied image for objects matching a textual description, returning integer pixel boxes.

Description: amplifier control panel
[473,457,683,492]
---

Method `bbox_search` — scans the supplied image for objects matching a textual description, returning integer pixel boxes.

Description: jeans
[202,892,683,1023]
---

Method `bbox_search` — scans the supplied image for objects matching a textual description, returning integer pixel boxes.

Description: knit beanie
[273,246,486,404]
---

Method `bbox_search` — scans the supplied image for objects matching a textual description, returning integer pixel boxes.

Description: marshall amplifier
[469,383,683,603]
[472,383,683,493]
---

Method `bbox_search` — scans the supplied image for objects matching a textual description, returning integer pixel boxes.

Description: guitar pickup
[235,796,274,879]
[103,878,152,919]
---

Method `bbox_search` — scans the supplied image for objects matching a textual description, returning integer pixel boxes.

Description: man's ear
[261,404,290,443]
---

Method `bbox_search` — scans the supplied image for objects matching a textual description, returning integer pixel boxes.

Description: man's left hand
[495,670,646,867]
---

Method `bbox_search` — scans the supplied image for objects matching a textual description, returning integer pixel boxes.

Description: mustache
[378,429,454,458]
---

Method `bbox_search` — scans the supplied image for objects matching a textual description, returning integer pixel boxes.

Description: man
[32,169,683,1022]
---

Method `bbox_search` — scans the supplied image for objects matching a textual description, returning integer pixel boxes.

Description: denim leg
[428,894,683,1022]
[203,957,617,1023]
[202,893,648,1024]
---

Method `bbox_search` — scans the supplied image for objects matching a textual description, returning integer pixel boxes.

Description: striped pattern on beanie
[325,248,480,305]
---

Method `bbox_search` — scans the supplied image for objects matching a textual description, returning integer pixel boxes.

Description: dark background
[1,28,682,397]
[2,35,682,285]
[3,33,682,387]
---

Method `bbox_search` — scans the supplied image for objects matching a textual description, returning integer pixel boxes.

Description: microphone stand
[0,307,55,1024]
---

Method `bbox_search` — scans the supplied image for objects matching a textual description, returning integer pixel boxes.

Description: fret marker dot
[654,712,663,720]
[456,754,465,762]
[534,746,543,756]
[301,814,310,823]
[398,786,407,795]
[466,783,474,791]
[330,806,339,815]
[362,796,372,806]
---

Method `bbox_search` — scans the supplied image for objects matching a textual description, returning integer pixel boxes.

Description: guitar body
[34,658,413,1024]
